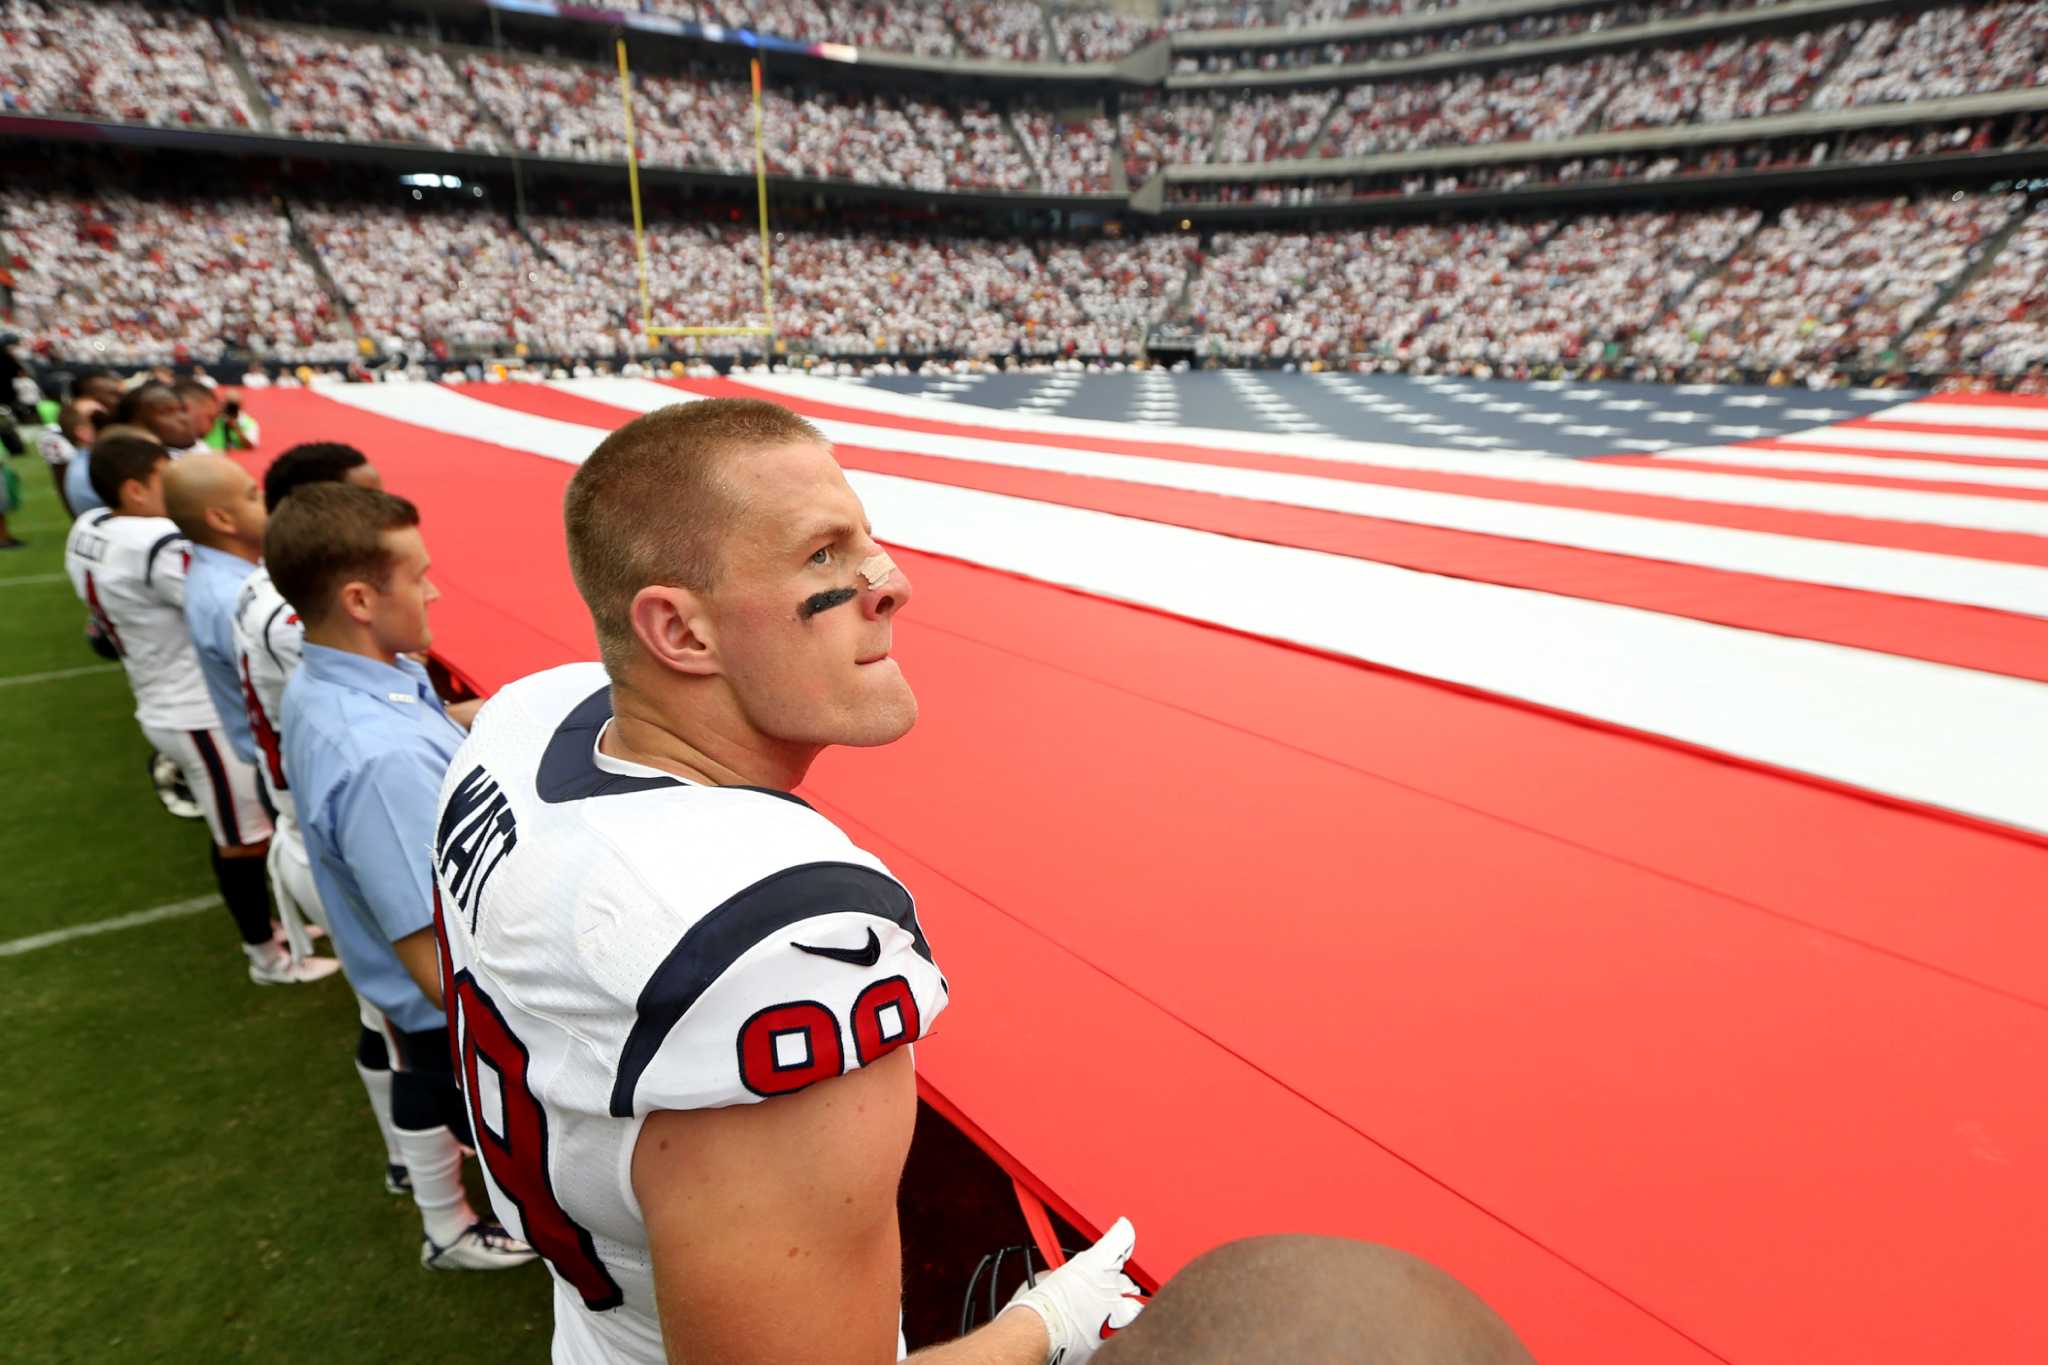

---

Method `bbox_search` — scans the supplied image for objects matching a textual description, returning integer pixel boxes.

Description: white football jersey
[231,564,302,823]
[64,510,217,732]
[432,663,948,1365]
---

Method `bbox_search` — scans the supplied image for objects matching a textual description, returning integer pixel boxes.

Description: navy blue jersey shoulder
[609,861,933,1117]
[537,685,681,803]
[537,684,813,807]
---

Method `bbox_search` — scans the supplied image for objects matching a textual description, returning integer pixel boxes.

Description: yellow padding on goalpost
[617,40,776,346]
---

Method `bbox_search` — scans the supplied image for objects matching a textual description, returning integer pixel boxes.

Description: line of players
[60,416,537,1272]
[54,384,1537,1363]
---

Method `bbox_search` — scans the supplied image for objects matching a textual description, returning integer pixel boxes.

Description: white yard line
[0,663,119,688]
[0,572,71,588]
[0,894,221,958]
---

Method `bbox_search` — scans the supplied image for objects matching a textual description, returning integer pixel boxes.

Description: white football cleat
[421,1219,537,1272]
[385,1164,412,1197]
[150,752,203,820]
[246,945,342,985]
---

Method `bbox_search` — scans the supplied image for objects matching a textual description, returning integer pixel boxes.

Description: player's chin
[840,671,918,746]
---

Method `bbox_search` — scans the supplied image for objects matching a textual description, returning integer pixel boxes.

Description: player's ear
[629,585,719,677]
[335,578,377,626]
[204,503,236,537]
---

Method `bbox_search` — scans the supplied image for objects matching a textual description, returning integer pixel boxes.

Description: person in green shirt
[173,377,261,451]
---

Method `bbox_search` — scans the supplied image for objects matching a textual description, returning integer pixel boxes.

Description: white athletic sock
[393,1125,473,1245]
[356,1063,403,1166]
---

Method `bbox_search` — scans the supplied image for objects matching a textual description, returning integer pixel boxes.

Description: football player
[113,382,203,455]
[272,483,535,1273]
[233,442,409,1193]
[432,399,1141,1364]
[63,434,333,983]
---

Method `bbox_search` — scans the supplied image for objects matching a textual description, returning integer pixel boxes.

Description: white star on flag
[1650,411,1708,424]
[1710,425,1769,438]
[1723,395,1782,408]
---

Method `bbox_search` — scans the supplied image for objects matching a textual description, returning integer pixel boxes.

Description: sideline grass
[0,457,551,1361]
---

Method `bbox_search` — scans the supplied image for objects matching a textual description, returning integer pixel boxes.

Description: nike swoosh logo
[791,926,881,968]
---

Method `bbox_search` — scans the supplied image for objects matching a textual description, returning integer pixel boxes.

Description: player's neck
[603,679,819,793]
[304,618,400,669]
[199,534,260,565]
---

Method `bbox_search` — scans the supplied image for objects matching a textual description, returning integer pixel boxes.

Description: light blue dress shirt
[63,448,105,515]
[283,644,464,1034]
[183,543,259,761]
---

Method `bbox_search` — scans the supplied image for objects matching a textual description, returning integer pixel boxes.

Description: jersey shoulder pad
[602,855,946,1118]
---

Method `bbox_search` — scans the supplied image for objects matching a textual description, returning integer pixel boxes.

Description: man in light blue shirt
[163,455,268,770]
[64,438,105,515]
[269,482,528,1275]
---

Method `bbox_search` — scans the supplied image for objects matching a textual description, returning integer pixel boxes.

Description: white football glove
[1002,1217,1145,1364]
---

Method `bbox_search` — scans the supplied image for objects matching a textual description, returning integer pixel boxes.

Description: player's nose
[863,560,910,620]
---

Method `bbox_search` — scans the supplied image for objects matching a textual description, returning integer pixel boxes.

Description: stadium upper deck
[2,0,2044,211]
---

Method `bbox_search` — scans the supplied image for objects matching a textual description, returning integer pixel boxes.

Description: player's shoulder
[232,564,290,629]
[280,657,400,754]
[438,662,922,977]
[63,509,112,555]
[453,662,879,876]
[100,513,177,547]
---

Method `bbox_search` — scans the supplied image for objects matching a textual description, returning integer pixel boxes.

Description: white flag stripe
[334,381,2048,620]
[1870,401,2048,431]
[714,376,2048,538]
[1770,426,2048,462]
[845,472,2048,835]
[1650,445,2048,491]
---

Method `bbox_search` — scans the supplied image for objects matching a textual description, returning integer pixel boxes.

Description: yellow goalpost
[616,38,775,343]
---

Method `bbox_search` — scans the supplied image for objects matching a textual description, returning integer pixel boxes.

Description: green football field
[0,458,554,1362]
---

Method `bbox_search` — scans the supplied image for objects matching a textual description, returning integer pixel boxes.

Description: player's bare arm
[633,1049,1036,1365]
[390,928,443,1007]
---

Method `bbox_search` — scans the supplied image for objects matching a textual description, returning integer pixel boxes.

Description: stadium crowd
[1631,192,2020,374]
[0,189,355,365]
[1170,0,1778,74]
[1175,193,2034,378]
[237,24,500,151]
[464,52,1045,192]
[1169,113,2048,204]
[4,3,2041,197]
[1904,199,2048,375]
[0,0,249,126]
[7,180,2046,381]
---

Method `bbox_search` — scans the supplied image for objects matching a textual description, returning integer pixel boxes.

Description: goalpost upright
[616,38,776,344]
